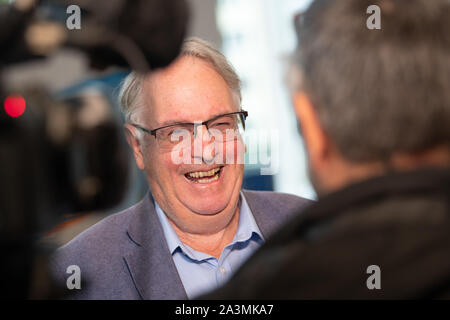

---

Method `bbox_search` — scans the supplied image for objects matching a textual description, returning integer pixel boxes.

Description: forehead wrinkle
[143,56,238,127]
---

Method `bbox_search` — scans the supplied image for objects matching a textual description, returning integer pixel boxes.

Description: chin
[174,165,242,215]
[182,193,231,215]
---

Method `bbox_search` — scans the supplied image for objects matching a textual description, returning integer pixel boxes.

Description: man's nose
[192,125,216,162]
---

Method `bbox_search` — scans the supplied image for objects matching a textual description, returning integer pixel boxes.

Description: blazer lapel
[242,190,293,239]
[123,192,187,299]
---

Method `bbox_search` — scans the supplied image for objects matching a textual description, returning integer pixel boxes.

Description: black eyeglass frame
[131,110,249,138]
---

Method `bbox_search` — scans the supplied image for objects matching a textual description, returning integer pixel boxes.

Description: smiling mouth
[184,166,224,183]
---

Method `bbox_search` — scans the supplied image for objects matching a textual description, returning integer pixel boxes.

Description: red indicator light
[4,95,26,118]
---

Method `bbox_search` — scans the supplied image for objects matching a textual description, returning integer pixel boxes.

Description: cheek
[145,147,179,182]
[161,153,180,177]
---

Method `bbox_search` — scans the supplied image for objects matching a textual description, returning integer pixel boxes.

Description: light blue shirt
[154,192,265,299]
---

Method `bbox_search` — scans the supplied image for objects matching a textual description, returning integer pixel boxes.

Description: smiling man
[51,38,311,299]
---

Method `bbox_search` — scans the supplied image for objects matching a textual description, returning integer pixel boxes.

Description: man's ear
[124,124,146,170]
[292,91,330,167]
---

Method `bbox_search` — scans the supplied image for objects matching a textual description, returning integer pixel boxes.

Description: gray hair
[118,37,242,123]
[292,0,450,162]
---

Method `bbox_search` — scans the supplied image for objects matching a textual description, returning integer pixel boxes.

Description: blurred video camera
[0,0,188,298]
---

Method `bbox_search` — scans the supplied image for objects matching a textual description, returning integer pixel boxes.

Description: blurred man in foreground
[51,38,311,299]
[205,0,450,299]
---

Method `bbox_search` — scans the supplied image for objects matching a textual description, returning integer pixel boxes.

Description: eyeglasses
[131,110,248,149]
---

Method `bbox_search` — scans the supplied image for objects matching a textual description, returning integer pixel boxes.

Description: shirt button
[219,267,227,275]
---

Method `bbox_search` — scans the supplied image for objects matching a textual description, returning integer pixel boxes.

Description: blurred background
[2,0,315,249]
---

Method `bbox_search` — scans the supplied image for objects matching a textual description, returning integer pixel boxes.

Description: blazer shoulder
[242,190,313,239]
[49,198,152,299]
[243,189,313,211]
[53,198,147,263]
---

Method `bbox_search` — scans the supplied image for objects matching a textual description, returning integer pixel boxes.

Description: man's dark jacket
[205,168,450,299]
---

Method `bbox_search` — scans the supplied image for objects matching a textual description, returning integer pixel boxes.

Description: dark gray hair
[119,37,242,123]
[292,0,450,162]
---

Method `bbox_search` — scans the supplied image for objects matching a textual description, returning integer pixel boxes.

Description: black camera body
[0,0,188,298]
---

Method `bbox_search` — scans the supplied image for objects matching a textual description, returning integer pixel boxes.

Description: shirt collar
[154,201,183,255]
[154,191,264,257]
[233,191,264,244]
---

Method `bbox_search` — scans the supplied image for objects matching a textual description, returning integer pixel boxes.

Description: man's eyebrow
[156,113,230,127]
[157,119,193,127]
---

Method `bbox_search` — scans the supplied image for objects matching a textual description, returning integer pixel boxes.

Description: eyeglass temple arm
[132,123,157,137]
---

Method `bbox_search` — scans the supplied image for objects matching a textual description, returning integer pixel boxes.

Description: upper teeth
[188,167,220,178]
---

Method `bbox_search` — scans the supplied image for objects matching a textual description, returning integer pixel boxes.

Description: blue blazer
[51,190,312,299]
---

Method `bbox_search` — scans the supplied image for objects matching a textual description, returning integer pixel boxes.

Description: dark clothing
[204,168,450,299]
